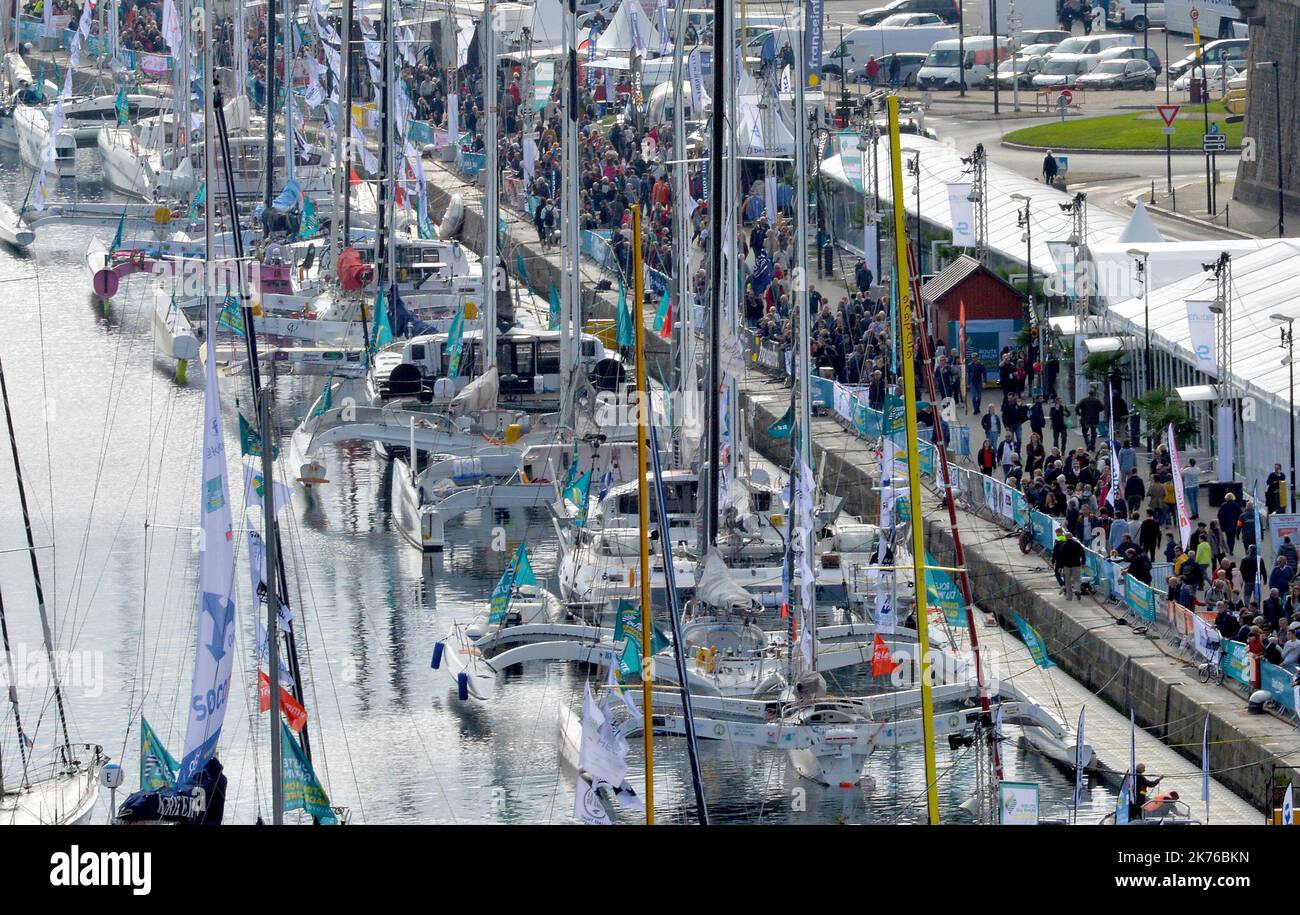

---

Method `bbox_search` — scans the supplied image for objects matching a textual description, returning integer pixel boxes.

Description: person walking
[1042,150,1060,185]
[1182,457,1203,519]
[981,403,1003,446]
[1075,388,1104,450]
[1139,510,1161,561]
[1053,529,1086,601]
[967,354,987,415]
[1217,491,1242,555]
[1049,397,1071,452]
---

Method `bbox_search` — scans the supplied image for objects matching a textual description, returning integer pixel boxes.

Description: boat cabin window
[537,341,560,375]
[581,339,599,359]
[751,492,772,513]
[409,343,427,363]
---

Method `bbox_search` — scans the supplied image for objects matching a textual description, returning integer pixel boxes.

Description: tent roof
[1116,200,1165,244]
[595,0,662,52]
[821,134,1132,276]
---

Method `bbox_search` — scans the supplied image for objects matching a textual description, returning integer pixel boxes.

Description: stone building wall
[1233,0,1300,223]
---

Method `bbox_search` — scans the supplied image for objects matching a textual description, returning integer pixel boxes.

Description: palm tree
[1133,388,1200,448]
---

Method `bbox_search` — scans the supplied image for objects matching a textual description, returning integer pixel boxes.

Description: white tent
[736,95,795,157]
[1116,200,1165,244]
[526,0,565,49]
[1105,240,1300,487]
[1084,239,1274,305]
[595,0,661,53]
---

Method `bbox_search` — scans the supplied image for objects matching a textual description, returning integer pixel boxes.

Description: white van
[822,23,957,76]
[916,36,1011,89]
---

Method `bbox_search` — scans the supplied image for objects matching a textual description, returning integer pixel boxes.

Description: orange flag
[259,670,309,733]
[871,634,900,677]
[958,298,967,363]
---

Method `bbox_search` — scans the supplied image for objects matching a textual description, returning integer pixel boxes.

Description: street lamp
[1272,313,1296,511]
[1184,41,1214,215]
[1011,192,1034,389]
[1257,61,1284,238]
[1127,248,1151,449]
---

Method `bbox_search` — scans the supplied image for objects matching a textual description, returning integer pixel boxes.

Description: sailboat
[0,342,105,824]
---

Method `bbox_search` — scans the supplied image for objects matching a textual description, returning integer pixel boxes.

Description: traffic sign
[1156,104,1180,127]
[1162,126,1176,135]
[1190,7,1199,20]
[1059,89,1073,106]
[1203,133,1227,153]
[1208,121,1221,135]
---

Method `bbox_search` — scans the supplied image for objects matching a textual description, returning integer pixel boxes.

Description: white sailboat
[15,105,76,176]
[0,197,34,247]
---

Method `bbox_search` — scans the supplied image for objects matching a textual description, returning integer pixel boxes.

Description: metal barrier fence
[747,343,1300,715]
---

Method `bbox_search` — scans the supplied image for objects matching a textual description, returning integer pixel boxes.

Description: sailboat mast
[668,0,692,461]
[0,583,33,791]
[885,96,940,824]
[259,393,285,824]
[263,0,279,211]
[481,0,498,367]
[373,0,392,336]
[0,355,72,764]
[702,0,725,547]
[631,204,654,824]
[792,3,816,675]
[558,0,579,428]
[284,0,296,184]
[340,0,355,247]
[384,0,397,307]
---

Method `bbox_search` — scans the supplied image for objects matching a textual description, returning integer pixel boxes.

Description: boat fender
[457,671,469,701]
[431,642,444,669]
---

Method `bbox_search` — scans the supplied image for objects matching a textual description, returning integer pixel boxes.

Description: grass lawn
[1004,103,1241,150]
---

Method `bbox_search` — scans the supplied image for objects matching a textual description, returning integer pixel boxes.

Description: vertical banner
[533,60,554,111]
[840,132,864,193]
[864,223,878,279]
[1168,424,1193,548]
[1215,402,1235,483]
[688,48,706,112]
[1185,299,1217,374]
[804,0,824,87]
[946,182,975,248]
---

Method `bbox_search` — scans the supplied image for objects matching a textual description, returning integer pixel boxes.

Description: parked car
[989,45,1057,88]
[1097,44,1162,74]
[848,51,928,86]
[1172,63,1240,91]
[1168,38,1248,79]
[1074,59,1158,90]
[1048,33,1139,58]
[1016,29,1070,46]
[876,12,945,26]
[916,35,1011,89]
[857,0,959,25]
[1108,0,1165,31]
[1030,55,1094,88]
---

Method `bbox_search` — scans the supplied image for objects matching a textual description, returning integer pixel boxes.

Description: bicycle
[1197,641,1225,685]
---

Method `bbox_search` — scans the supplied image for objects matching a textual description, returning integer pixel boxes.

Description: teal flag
[563,468,592,509]
[217,295,245,337]
[488,542,536,625]
[549,284,560,331]
[139,716,179,791]
[310,375,335,419]
[618,637,643,678]
[281,720,338,824]
[446,305,466,376]
[238,412,280,459]
[615,278,633,348]
[370,288,394,353]
[652,288,671,337]
[187,181,206,222]
[115,86,129,125]
[109,211,126,253]
[767,402,794,439]
[298,196,319,239]
[1013,612,1055,668]
[512,541,537,588]
[924,550,966,628]
[612,599,669,654]
[515,252,530,293]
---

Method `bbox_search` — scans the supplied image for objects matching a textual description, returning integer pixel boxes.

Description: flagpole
[632,204,654,824]
[259,392,285,824]
[886,95,940,825]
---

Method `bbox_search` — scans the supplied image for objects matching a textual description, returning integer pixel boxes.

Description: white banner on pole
[947,182,975,248]
[1169,424,1193,549]
[1185,299,1217,374]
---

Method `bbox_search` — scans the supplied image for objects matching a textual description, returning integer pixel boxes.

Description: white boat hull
[153,291,200,366]
[15,106,76,176]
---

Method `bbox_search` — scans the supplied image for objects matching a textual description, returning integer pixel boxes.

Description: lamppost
[1271,313,1296,512]
[1011,192,1034,389]
[1127,248,1151,448]
[1257,60,1284,238]
[1184,40,1213,215]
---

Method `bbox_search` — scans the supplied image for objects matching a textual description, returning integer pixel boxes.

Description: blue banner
[805,0,825,87]
[1013,612,1055,668]
[924,550,965,628]
[1124,574,1156,623]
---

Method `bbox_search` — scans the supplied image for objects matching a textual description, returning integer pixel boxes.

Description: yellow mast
[631,204,654,824]
[885,97,940,825]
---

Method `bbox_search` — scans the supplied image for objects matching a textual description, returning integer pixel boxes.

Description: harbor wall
[740,376,1296,814]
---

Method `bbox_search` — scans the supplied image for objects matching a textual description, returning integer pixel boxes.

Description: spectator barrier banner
[1221,639,1253,688]
[1124,574,1156,623]
[1260,662,1296,711]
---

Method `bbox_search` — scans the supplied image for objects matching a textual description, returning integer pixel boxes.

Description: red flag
[349,167,362,186]
[958,299,967,363]
[658,297,672,340]
[258,670,309,733]
[871,634,900,677]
